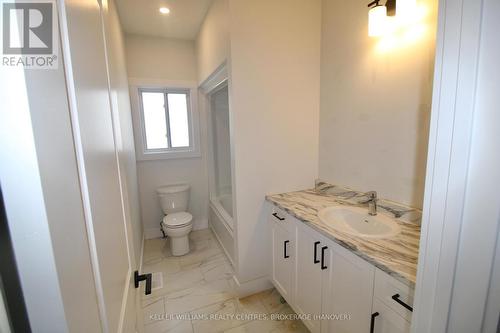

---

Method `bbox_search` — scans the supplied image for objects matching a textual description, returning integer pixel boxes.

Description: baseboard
[144,227,163,240]
[232,275,272,298]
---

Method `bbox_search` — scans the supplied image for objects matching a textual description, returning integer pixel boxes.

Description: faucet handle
[366,191,377,199]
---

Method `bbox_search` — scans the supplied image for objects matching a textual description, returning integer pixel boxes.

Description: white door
[322,243,375,333]
[294,225,326,333]
[371,299,411,333]
[271,221,294,301]
[60,0,139,332]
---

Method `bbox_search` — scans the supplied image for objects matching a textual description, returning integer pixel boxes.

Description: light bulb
[159,7,170,14]
[397,0,416,19]
[369,5,387,37]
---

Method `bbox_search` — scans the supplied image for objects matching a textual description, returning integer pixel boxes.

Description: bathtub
[218,193,233,219]
[209,194,235,265]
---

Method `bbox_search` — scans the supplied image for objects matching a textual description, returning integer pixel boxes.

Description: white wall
[228,0,321,285]
[126,34,197,81]
[196,0,229,84]
[319,0,438,208]
[125,35,209,238]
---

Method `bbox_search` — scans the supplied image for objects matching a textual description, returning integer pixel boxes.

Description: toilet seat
[162,212,193,228]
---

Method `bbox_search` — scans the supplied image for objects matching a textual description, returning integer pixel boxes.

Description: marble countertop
[266,181,421,287]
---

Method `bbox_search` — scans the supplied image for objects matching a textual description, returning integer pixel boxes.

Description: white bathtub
[209,194,235,265]
[218,193,233,219]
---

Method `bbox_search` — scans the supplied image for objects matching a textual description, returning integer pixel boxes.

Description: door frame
[199,62,239,264]
[411,0,499,331]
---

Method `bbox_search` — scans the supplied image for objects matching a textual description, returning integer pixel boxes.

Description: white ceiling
[115,0,214,40]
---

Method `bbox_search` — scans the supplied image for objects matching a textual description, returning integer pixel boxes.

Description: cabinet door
[371,299,411,333]
[294,225,325,333]
[271,222,294,301]
[322,243,375,333]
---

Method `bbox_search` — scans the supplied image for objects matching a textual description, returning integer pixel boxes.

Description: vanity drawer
[374,268,414,322]
[268,206,297,235]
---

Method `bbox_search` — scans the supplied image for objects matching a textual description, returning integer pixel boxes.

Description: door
[322,243,375,333]
[60,0,140,331]
[294,224,326,333]
[0,187,30,332]
[371,299,411,333]
[271,221,294,301]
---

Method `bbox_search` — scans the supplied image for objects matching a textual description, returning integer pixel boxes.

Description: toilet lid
[163,212,193,227]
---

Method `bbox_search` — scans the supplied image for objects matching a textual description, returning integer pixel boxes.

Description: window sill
[137,149,201,161]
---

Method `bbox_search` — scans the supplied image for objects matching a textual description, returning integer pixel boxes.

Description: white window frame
[130,81,200,161]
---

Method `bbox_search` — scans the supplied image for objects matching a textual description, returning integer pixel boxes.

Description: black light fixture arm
[367,0,396,15]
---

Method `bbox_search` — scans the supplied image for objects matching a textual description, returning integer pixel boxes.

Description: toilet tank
[157,184,190,215]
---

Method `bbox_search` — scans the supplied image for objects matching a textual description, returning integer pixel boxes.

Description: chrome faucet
[364,191,378,216]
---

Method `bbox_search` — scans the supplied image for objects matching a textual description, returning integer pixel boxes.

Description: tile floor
[140,229,309,333]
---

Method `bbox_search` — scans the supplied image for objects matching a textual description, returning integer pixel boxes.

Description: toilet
[157,184,193,256]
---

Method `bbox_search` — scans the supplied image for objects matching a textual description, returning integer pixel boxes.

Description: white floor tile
[139,229,305,333]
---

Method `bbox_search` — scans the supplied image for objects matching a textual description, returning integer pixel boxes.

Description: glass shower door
[210,85,233,218]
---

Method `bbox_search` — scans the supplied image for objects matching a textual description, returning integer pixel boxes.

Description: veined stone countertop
[265,181,421,287]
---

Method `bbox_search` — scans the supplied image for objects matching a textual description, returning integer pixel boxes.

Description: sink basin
[318,206,401,239]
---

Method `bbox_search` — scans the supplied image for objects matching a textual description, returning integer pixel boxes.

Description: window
[135,87,199,160]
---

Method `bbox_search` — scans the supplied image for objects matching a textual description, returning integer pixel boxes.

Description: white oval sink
[318,206,401,239]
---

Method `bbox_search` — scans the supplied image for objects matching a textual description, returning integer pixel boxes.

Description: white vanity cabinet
[268,207,415,333]
[294,222,330,333]
[269,208,295,303]
[370,268,414,333]
[371,299,411,333]
[322,242,375,333]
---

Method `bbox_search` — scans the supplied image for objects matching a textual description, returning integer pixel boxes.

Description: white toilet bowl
[161,212,193,256]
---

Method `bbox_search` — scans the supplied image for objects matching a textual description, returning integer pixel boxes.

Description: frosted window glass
[142,92,168,149]
[168,93,190,148]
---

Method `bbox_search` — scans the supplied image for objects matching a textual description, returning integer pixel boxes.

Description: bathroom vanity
[266,182,421,333]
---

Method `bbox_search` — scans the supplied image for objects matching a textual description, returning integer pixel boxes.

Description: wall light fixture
[367,0,395,37]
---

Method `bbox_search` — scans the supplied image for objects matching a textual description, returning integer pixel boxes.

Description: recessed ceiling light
[159,7,170,14]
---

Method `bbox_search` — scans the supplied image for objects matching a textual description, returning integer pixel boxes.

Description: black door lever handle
[134,270,152,295]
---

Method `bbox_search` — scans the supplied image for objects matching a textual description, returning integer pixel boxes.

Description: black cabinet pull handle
[313,241,320,263]
[370,312,379,333]
[134,270,152,295]
[284,240,290,258]
[272,212,285,221]
[391,294,413,312]
[321,246,328,270]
